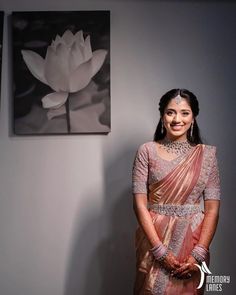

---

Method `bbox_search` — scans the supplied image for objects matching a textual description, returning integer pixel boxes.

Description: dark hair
[153,88,203,144]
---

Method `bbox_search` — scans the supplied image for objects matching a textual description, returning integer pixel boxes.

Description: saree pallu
[134,145,209,295]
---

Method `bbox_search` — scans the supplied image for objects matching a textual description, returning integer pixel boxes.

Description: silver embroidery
[204,187,220,200]
[153,266,170,294]
[153,218,190,294]
[190,212,204,232]
[149,204,201,217]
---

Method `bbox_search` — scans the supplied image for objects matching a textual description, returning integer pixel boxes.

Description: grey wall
[0,1,235,294]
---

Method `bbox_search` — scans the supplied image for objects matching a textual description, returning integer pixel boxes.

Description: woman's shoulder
[201,143,217,151]
[137,141,154,151]
[201,144,217,157]
[135,141,155,157]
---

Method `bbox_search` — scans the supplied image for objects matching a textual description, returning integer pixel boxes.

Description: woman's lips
[170,125,184,130]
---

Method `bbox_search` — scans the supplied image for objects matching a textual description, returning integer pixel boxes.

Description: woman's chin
[166,131,187,141]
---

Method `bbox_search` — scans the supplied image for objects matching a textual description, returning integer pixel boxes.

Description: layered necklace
[160,138,193,156]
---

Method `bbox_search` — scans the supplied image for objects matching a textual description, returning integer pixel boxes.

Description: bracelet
[158,249,169,262]
[191,251,204,264]
[191,244,209,263]
[150,243,168,261]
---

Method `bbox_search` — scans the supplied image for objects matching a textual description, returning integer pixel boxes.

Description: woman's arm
[198,199,220,249]
[133,193,161,247]
[132,145,162,247]
[132,144,180,271]
[198,147,221,249]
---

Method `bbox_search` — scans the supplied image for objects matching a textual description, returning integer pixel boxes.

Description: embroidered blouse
[132,141,221,203]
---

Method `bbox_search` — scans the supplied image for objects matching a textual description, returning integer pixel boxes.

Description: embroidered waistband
[149,203,201,217]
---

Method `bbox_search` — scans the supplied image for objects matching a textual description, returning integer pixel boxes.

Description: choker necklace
[160,138,193,156]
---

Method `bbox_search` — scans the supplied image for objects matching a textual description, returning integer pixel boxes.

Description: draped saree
[133,144,212,295]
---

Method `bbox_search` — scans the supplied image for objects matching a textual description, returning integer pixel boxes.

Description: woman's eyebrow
[165,108,176,111]
[166,108,191,111]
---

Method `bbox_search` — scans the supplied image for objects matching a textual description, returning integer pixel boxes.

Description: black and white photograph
[0,11,4,97]
[1,2,235,295]
[12,11,110,135]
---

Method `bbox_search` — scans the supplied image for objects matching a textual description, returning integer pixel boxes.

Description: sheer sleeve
[203,146,221,201]
[132,143,149,194]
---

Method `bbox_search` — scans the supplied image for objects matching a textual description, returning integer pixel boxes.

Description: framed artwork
[12,11,110,135]
[0,11,4,97]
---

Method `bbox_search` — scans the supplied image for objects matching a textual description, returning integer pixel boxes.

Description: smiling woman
[155,89,202,145]
[163,99,193,141]
[132,89,220,295]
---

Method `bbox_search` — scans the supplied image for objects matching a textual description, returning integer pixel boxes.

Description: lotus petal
[44,44,70,92]
[68,58,93,92]
[90,49,107,77]
[42,91,69,109]
[21,50,48,85]
[68,49,107,92]
[75,37,87,59]
[74,30,84,44]
[51,34,62,49]
[83,35,93,62]
[68,42,84,72]
[62,30,75,46]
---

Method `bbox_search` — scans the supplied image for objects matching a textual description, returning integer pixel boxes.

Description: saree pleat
[134,145,208,295]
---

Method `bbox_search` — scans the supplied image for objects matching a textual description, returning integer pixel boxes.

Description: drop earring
[161,121,164,134]
[190,122,193,139]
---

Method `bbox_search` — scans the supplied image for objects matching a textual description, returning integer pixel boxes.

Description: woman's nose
[172,113,181,122]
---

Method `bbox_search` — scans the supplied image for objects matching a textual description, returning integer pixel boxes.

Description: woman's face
[162,97,194,141]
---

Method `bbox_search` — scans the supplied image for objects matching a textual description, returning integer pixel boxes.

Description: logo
[194,261,212,289]
[194,262,231,292]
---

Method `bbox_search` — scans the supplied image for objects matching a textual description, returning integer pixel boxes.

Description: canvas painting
[12,11,110,135]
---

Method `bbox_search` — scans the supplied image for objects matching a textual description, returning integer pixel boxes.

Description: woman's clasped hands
[160,252,199,280]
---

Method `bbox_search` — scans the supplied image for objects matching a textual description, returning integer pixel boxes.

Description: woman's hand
[171,255,199,279]
[159,251,181,273]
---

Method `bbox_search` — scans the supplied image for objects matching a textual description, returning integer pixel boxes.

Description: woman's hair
[153,88,203,144]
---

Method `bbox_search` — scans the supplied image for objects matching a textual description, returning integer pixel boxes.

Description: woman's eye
[182,112,190,116]
[166,111,173,115]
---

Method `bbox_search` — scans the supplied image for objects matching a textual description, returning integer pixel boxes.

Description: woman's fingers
[172,263,189,275]
[177,269,191,278]
[172,262,199,279]
[166,252,181,268]
[160,258,176,272]
[173,260,181,268]
[161,260,173,272]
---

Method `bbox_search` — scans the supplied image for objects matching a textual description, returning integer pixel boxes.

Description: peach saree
[132,142,220,295]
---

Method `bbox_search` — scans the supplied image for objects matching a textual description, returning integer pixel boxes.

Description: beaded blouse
[132,141,221,203]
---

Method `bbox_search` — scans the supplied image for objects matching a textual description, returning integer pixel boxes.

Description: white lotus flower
[21,30,107,109]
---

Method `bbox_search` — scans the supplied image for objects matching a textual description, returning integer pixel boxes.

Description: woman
[132,89,220,295]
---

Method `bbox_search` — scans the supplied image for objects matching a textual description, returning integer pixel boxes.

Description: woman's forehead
[166,98,191,110]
